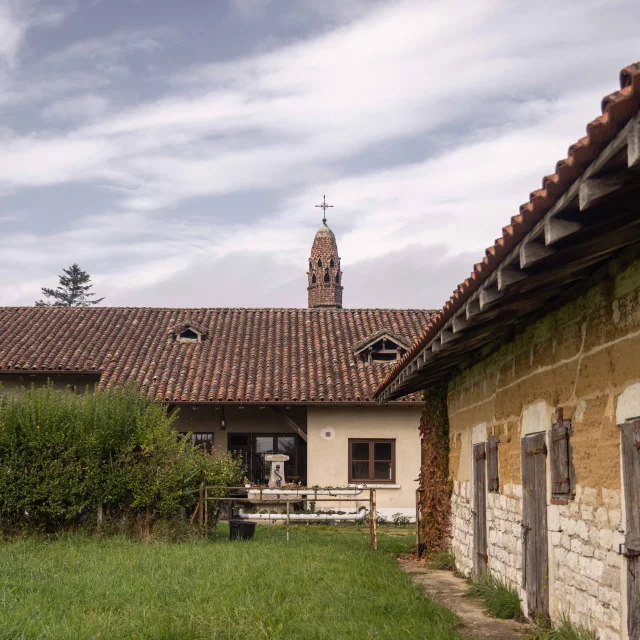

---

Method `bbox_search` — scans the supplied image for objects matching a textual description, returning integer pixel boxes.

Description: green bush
[0,383,243,534]
[466,572,523,619]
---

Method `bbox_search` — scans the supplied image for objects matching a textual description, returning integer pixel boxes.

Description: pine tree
[35,264,105,307]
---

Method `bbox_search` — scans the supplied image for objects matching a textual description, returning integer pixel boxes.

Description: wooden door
[521,432,549,619]
[621,420,640,640]
[473,442,488,577]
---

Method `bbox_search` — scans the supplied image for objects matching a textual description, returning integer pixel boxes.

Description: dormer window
[330,258,335,268]
[309,261,312,270]
[323,269,330,283]
[178,328,200,343]
[311,274,317,284]
[317,258,323,268]
[353,330,409,364]
[169,320,207,344]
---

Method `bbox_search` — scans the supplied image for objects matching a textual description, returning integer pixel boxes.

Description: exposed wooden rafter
[579,172,628,210]
[379,109,640,404]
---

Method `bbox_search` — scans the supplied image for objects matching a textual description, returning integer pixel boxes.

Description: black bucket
[229,519,256,541]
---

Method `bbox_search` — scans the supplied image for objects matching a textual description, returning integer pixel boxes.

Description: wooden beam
[465,299,481,320]
[271,407,307,442]
[431,340,443,353]
[629,118,640,168]
[479,287,503,310]
[441,329,455,344]
[544,218,583,245]
[520,241,554,268]
[497,266,527,290]
[579,172,627,210]
[452,315,469,333]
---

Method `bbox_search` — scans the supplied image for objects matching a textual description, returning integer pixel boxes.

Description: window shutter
[487,436,500,493]
[551,410,572,498]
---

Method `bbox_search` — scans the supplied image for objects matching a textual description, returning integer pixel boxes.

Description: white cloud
[0,0,639,307]
[41,93,109,122]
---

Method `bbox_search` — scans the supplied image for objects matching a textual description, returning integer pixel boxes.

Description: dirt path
[399,559,529,640]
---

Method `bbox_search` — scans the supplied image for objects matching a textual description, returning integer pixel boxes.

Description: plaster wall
[307,405,423,518]
[447,258,640,639]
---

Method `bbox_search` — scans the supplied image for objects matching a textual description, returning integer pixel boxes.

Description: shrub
[0,383,243,534]
[392,512,411,525]
[467,572,523,619]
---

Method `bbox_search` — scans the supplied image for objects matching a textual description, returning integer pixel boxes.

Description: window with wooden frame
[191,432,214,452]
[550,409,575,500]
[348,439,395,483]
[487,436,500,493]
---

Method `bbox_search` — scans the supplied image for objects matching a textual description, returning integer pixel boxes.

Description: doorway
[521,432,549,619]
[228,433,307,485]
[473,442,488,577]
[621,420,640,640]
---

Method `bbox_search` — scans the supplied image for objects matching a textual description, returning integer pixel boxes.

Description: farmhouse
[377,62,640,639]
[0,217,434,520]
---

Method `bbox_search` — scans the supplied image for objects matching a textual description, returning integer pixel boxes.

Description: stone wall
[549,486,624,640]
[450,480,473,577]
[486,483,523,597]
[445,258,640,638]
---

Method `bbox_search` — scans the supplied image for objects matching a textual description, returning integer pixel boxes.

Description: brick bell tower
[308,197,343,308]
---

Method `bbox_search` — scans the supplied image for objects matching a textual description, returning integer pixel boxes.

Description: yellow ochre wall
[447,258,640,639]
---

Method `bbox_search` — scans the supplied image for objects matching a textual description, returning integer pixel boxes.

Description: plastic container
[229,519,256,541]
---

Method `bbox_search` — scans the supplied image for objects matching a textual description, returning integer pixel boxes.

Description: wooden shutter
[551,410,573,499]
[621,420,640,640]
[487,436,500,493]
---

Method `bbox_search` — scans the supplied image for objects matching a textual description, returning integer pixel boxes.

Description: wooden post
[286,500,290,542]
[415,489,421,558]
[369,491,374,549]
[204,485,208,534]
[198,484,204,529]
[97,499,103,535]
[371,489,378,551]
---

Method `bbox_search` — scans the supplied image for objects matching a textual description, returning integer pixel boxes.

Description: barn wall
[447,258,640,639]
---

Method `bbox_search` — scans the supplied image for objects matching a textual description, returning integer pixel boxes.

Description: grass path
[0,525,462,639]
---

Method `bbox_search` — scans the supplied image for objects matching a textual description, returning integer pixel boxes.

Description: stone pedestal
[264,453,289,488]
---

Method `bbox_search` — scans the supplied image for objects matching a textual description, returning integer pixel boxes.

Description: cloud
[1,0,640,308]
[41,93,109,122]
[43,27,171,68]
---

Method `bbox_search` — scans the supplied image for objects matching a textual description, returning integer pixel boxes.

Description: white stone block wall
[451,480,473,576]
[486,483,524,601]
[549,486,623,640]
[450,481,624,638]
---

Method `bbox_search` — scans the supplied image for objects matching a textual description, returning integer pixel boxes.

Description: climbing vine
[419,381,452,553]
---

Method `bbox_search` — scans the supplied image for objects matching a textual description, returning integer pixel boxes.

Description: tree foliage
[35,263,104,307]
[419,382,452,553]
[0,384,243,534]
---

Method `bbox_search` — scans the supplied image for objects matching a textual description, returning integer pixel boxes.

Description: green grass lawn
[0,524,461,640]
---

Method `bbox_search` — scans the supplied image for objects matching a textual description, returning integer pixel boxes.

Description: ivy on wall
[419,382,452,553]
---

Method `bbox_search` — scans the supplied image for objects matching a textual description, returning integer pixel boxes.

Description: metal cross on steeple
[315,195,333,223]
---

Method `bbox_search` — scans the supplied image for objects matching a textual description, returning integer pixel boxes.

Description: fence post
[204,485,208,534]
[415,488,421,558]
[97,499,103,535]
[371,489,378,551]
[286,500,290,542]
[198,483,204,530]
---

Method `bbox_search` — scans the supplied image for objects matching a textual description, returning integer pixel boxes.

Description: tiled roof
[0,307,435,403]
[376,61,640,399]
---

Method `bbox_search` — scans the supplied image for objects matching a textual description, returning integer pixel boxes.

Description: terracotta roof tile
[376,61,640,399]
[0,306,435,404]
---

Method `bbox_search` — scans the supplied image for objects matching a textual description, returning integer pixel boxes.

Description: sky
[0,0,639,310]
